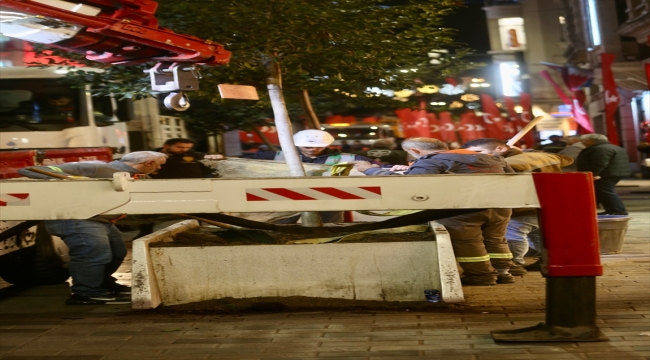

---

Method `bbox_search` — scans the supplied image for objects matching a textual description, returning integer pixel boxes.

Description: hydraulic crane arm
[0,0,231,110]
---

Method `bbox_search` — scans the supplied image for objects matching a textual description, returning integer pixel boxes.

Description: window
[498,61,522,97]
[586,0,601,46]
[498,17,527,50]
[0,79,81,131]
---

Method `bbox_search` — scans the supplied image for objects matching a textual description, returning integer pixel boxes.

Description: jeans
[505,215,539,265]
[527,228,542,256]
[594,176,627,214]
[44,220,126,297]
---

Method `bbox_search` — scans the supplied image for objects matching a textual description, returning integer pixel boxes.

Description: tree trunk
[250,126,278,152]
[263,55,322,227]
[214,132,226,155]
[299,89,321,129]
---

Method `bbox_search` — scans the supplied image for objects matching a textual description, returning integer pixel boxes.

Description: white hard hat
[293,130,335,147]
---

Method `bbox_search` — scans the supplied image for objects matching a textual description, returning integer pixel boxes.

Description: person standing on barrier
[577,133,631,215]
[462,138,574,274]
[354,137,517,286]
[17,151,168,305]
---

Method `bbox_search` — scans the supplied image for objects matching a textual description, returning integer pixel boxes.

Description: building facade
[482,0,650,172]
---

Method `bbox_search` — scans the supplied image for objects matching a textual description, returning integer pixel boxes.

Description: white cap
[293,130,335,147]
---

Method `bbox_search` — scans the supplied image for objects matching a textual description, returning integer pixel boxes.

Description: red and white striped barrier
[246,186,382,201]
[0,193,30,206]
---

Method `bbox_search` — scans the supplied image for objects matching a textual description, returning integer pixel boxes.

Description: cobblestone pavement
[0,180,648,359]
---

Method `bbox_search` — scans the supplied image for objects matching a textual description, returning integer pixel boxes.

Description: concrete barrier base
[132,220,464,309]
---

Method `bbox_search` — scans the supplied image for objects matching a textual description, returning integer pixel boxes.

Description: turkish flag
[503,96,521,142]
[571,90,594,133]
[428,111,441,139]
[518,93,536,149]
[480,94,507,140]
[457,111,486,143]
[540,69,593,133]
[437,112,457,143]
[395,108,430,138]
[600,53,620,145]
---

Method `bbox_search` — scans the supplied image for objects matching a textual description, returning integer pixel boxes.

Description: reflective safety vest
[455,252,513,263]
[273,151,356,165]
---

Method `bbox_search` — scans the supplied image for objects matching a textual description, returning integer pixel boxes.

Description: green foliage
[34,0,479,133]
[170,97,274,135]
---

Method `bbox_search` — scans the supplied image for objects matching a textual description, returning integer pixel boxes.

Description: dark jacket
[243,147,376,164]
[364,149,512,175]
[354,149,409,166]
[149,148,213,179]
[540,140,566,154]
[17,160,144,223]
[576,141,631,177]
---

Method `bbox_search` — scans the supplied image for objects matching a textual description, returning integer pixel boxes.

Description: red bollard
[491,172,608,342]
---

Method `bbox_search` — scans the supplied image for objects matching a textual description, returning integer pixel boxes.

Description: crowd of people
[17,131,632,304]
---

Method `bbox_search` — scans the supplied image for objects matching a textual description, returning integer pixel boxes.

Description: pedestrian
[354,139,409,165]
[577,133,631,215]
[133,138,224,238]
[354,137,517,286]
[540,135,567,153]
[558,135,586,172]
[17,151,168,305]
[150,138,224,179]
[350,140,364,152]
[340,140,352,152]
[462,138,574,273]
[244,129,377,223]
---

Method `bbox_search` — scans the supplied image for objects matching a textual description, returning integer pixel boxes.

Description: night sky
[443,1,491,54]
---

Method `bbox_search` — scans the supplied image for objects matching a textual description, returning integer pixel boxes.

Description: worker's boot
[508,264,527,276]
[496,268,516,284]
[524,260,542,272]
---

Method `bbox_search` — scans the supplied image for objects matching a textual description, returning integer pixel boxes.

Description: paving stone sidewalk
[0,180,648,359]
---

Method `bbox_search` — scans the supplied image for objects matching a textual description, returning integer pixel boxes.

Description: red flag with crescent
[600,53,620,145]
[395,108,430,138]
[502,96,520,141]
[480,94,506,139]
[428,111,441,139]
[437,112,457,143]
[518,93,536,149]
[458,111,486,143]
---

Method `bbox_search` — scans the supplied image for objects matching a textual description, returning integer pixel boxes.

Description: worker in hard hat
[244,129,376,165]
[243,129,377,223]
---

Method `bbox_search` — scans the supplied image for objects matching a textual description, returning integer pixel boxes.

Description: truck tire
[0,224,70,286]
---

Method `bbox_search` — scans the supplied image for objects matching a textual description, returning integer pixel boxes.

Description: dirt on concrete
[151,295,464,314]
[149,226,433,247]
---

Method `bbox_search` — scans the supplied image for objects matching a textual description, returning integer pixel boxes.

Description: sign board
[218,84,259,100]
